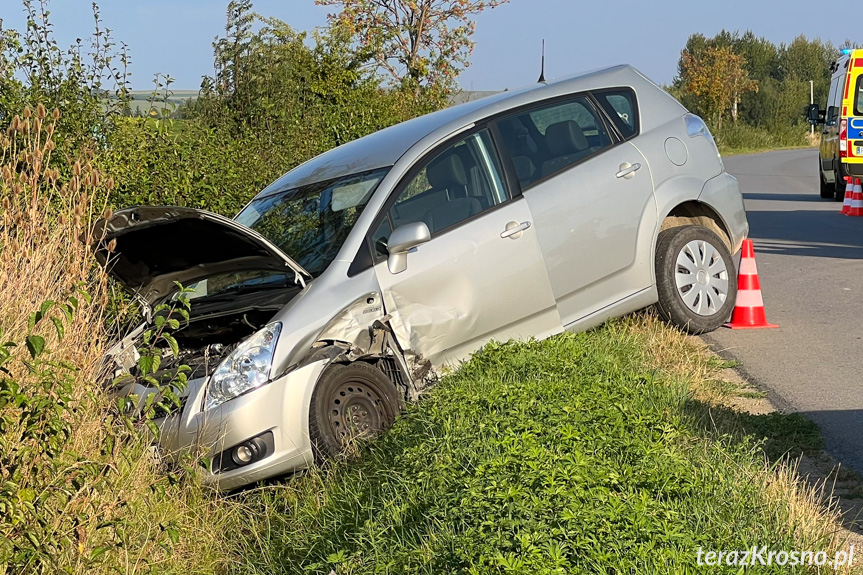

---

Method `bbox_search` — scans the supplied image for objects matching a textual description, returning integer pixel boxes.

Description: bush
[0,108,231,575]
[99,11,439,217]
[715,122,810,154]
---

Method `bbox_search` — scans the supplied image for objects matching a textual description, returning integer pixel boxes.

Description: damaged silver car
[96,65,748,490]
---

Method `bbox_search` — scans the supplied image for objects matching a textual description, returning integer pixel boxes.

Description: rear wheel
[655,225,737,334]
[309,362,402,460]
[834,164,848,201]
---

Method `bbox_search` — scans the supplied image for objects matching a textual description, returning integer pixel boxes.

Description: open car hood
[92,206,311,308]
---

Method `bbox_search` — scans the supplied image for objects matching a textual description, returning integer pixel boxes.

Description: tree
[680,44,758,130]
[315,0,508,97]
[778,35,837,103]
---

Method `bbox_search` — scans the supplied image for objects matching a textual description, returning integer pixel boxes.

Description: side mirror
[807,103,823,125]
[386,221,431,274]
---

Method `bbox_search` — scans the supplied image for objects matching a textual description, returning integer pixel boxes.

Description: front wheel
[655,225,737,334]
[309,362,402,461]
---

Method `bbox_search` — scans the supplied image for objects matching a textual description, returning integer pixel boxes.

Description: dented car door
[369,127,562,367]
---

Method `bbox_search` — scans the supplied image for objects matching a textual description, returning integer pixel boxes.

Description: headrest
[427,153,468,189]
[546,120,589,156]
[511,156,536,182]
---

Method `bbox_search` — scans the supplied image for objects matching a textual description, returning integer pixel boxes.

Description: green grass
[715,122,815,156]
[222,320,838,575]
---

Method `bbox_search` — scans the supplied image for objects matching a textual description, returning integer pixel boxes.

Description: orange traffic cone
[848,178,863,216]
[842,177,854,214]
[724,239,778,330]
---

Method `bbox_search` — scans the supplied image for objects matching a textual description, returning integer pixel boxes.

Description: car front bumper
[153,359,327,490]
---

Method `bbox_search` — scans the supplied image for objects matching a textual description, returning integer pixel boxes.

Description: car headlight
[205,323,282,411]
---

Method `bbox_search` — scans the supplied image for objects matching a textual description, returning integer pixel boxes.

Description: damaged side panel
[305,292,436,401]
[369,200,563,375]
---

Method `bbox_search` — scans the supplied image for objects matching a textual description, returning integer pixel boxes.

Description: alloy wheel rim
[675,239,729,316]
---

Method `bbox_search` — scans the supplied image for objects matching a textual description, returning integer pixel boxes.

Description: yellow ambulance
[809,48,863,199]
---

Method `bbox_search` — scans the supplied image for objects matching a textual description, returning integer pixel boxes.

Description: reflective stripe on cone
[847,178,863,216]
[724,238,778,330]
[842,178,854,214]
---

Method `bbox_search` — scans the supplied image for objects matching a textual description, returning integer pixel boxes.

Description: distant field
[124,89,199,115]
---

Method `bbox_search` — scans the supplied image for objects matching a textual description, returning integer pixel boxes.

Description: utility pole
[811,80,815,136]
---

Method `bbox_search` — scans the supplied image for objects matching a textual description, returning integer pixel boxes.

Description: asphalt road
[705,149,863,472]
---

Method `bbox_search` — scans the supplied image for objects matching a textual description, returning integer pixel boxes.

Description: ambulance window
[828,76,838,107]
[827,75,843,124]
[833,75,845,108]
[856,76,863,115]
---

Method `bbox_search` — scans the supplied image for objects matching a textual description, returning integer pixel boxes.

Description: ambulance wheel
[834,165,848,201]
[820,167,835,199]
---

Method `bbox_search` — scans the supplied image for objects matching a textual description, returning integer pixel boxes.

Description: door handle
[501,221,531,239]
[616,162,641,179]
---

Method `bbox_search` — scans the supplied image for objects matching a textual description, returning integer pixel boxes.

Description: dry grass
[0,107,233,575]
[620,311,857,569]
[0,104,110,371]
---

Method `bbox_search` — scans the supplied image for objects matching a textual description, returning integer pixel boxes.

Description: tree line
[671,30,841,140]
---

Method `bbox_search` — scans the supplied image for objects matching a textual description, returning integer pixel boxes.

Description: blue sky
[0,0,853,91]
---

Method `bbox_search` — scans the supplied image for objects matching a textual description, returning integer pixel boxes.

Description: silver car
[97,65,748,490]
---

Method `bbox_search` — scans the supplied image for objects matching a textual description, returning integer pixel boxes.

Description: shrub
[715,122,810,154]
[0,109,229,575]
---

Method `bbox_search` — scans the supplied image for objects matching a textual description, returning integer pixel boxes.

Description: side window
[496,96,613,188]
[827,75,840,125]
[834,75,845,109]
[594,89,639,139]
[373,128,509,255]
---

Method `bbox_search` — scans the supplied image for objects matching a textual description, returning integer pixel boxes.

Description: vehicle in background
[96,64,749,490]
[809,48,863,199]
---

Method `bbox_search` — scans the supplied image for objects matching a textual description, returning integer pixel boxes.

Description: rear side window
[594,89,639,139]
[495,96,613,188]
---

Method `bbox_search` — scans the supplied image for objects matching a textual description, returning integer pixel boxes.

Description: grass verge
[222,314,847,574]
[714,123,817,157]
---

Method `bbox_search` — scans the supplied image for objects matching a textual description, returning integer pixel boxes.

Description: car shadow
[744,192,832,203]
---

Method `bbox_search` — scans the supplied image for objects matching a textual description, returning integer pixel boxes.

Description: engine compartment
[108,285,301,384]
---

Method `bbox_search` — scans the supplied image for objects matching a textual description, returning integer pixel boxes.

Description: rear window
[594,89,639,139]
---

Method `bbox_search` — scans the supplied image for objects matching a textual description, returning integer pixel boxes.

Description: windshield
[235,168,389,277]
[177,270,295,302]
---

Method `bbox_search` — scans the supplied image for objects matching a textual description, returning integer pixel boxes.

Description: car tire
[654,225,737,335]
[308,361,402,461]
[834,165,848,201]
[820,165,835,199]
